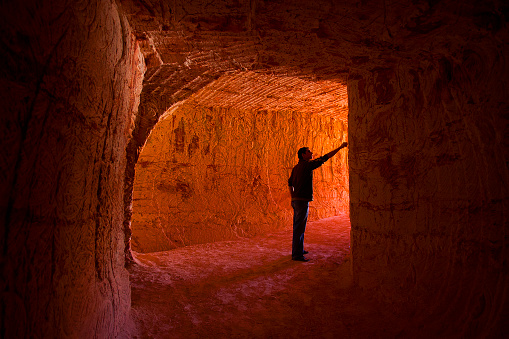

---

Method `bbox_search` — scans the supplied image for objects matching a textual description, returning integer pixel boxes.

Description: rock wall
[349,42,509,335]
[132,101,348,252]
[1,0,507,337]
[0,0,143,337]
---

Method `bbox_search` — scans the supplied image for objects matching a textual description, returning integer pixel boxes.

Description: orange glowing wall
[131,101,348,252]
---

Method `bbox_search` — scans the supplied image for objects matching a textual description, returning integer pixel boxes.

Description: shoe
[303,250,309,254]
[292,256,309,262]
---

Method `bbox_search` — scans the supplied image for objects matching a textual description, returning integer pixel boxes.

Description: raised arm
[323,142,348,159]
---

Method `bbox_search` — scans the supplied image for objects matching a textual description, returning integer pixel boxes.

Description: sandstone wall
[132,101,348,253]
[349,44,509,335]
[0,0,142,337]
[1,0,507,337]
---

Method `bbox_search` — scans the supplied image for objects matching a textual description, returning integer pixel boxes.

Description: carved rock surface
[349,52,509,334]
[132,99,348,252]
[0,0,508,337]
[0,0,143,337]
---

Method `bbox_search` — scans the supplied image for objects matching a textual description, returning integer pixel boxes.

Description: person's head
[297,147,313,160]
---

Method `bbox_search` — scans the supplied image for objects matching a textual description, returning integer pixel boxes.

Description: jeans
[291,200,309,258]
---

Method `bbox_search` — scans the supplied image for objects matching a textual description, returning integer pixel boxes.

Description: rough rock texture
[0,0,143,337]
[122,0,509,336]
[132,99,348,252]
[349,53,509,335]
[1,0,508,337]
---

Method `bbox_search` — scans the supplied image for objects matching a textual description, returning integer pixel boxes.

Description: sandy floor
[126,214,407,338]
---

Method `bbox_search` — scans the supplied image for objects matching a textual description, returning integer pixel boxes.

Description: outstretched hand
[324,143,348,159]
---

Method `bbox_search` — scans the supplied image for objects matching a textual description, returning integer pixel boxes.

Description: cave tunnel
[131,73,349,253]
[1,0,508,338]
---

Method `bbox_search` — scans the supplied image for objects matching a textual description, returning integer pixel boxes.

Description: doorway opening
[127,71,352,337]
[129,72,349,254]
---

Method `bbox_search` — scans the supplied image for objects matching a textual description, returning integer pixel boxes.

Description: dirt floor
[126,214,411,338]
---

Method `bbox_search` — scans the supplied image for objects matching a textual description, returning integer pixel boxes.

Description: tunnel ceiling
[120,0,497,122]
[171,71,349,121]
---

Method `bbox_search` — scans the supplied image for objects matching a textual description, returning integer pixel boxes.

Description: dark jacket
[288,155,329,201]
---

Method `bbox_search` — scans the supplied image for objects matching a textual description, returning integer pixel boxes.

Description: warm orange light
[131,76,349,253]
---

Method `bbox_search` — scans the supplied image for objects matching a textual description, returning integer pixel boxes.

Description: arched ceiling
[178,71,349,121]
[119,0,504,123]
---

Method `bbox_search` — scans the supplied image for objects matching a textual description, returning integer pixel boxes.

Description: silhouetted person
[288,143,348,261]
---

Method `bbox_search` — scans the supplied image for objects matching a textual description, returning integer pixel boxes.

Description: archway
[127,72,354,338]
[130,71,349,253]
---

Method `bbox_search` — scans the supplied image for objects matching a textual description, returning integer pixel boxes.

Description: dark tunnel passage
[0,0,508,338]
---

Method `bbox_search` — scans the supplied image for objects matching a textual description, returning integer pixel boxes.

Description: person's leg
[291,200,309,258]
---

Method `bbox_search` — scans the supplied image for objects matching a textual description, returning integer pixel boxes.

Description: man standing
[288,143,348,261]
